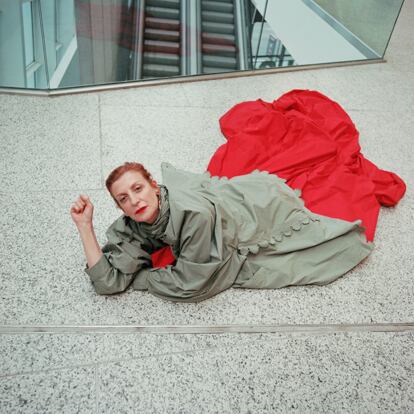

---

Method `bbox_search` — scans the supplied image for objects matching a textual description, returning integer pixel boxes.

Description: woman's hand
[70,195,94,229]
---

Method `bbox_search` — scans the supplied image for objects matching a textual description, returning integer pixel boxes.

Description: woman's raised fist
[70,194,94,227]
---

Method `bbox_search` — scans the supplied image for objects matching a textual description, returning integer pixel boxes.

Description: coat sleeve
[85,239,152,295]
[144,205,236,302]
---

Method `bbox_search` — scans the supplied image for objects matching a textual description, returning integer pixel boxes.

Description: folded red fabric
[152,89,406,267]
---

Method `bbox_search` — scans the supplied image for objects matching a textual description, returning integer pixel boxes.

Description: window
[21,0,41,88]
[22,1,34,66]
[55,0,62,66]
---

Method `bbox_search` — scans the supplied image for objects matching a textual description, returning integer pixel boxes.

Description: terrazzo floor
[1,0,413,412]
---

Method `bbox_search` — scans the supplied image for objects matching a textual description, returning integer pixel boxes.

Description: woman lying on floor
[70,162,373,303]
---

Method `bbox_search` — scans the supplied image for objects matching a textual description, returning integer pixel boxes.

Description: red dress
[152,90,406,267]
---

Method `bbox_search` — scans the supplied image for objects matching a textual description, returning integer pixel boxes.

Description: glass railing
[310,0,404,57]
[0,0,405,91]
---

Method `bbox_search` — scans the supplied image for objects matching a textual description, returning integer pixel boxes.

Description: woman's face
[110,170,160,224]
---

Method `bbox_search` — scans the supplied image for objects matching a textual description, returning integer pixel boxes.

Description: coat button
[238,247,249,256]
[249,245,259,254]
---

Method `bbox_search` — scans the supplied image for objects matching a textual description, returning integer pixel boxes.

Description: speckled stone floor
[1,0,413,412]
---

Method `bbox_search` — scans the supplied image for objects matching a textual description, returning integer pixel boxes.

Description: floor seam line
[1,323,413,334]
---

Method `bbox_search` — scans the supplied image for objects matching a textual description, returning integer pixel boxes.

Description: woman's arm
[77,224,103,269]
[70,194,103,268]
[70,194,152,295]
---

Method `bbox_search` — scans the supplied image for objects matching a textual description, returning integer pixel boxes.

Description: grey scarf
[133,185,170,240]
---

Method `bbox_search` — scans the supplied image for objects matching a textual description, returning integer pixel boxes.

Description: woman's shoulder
[162,163,212,206]
[161,162,210,188]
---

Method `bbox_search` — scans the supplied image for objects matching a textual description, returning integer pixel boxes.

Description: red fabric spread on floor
[151,89,406,268]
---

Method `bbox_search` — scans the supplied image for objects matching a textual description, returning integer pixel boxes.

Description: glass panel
[37,0,76,87]
[22,1,35,66]
[249,2,295,70]
[53,0,76,62]
[55,0,61,65]
[26,71,36,88]
[310,0,404,57]
[0,0,405,90]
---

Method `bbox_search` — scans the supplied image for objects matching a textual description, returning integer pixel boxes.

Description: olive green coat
[85,163,373,302]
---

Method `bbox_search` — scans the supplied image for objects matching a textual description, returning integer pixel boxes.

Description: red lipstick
[135,206,147,214]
